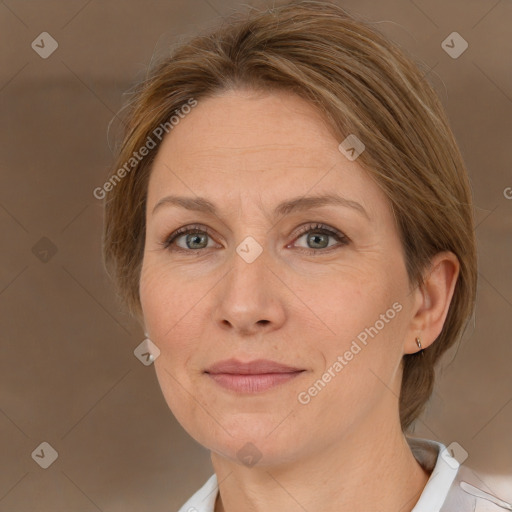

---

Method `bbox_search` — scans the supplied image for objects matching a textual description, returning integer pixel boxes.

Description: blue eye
[161,222,349,254]
[162,224,216,251]
[291,223,349,252]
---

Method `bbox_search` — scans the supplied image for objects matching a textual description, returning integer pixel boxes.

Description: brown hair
[102,0,477,431]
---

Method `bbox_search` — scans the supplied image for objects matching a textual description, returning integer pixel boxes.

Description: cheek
[140,256,193,329]
[139,261,210,429]
[140,267,169,337]
[315,263,409,375]
[298,297,407,435]
[139,260,195,363]
[320,271,395,332]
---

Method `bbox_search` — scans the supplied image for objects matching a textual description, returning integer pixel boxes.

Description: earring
[415,336,422,351]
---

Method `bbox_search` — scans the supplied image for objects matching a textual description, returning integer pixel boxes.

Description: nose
[212,241,286,336]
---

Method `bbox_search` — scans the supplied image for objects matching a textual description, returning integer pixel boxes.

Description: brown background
[1,0,511,510]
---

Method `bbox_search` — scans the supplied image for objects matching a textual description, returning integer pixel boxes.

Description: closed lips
[205,359,304,375]
[205,359,305,393]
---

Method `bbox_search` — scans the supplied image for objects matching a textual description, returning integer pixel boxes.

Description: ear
[404,251,460,355]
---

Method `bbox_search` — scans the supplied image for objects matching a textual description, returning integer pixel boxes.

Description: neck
[212,413,430,512]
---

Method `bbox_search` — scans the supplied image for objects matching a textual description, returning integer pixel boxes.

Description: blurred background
[0,0,511,510]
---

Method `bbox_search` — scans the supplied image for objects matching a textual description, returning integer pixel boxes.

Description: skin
[139,88,460,512]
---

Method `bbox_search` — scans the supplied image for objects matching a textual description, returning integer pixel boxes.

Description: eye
[161,224,218,252]
[160,222,349,254]
[289,223,349,253]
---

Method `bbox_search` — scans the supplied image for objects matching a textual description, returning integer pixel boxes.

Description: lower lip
[207,372,303,393]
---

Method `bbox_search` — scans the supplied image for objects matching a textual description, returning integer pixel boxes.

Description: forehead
[146,89,388,219]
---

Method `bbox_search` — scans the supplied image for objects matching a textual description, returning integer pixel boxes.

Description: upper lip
[205,358,304,375]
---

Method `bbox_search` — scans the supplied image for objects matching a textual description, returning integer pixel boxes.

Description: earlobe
[405,251,460,354]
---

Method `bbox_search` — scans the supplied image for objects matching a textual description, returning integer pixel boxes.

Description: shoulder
[177,474,218,512]
[408,437,512,512]
[443,464,512,511]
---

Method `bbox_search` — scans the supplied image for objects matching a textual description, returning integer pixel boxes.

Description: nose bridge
[228,233,269,298]
[227,197,273,274]
[213,232,284,332]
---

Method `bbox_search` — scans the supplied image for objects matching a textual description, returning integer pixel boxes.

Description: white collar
[177,437,466,512]
[407,437,459,511]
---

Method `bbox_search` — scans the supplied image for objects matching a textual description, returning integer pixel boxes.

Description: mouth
[204,358,306,393]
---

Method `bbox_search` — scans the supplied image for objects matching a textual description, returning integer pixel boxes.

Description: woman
[101,1,511,510]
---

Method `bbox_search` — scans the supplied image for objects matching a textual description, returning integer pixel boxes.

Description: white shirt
[177,437,512,512]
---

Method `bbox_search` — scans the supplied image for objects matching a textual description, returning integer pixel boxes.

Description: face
[140,88,416,466]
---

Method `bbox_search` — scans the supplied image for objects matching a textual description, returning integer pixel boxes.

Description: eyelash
[160,223,349,255]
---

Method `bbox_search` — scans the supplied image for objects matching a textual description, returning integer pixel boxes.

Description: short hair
[102,0,477,431]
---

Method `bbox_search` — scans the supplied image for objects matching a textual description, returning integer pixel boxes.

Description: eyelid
[161,223,217,249]
[288,222,349,253]
[291,222,348,242]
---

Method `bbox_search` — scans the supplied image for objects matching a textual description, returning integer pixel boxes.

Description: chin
[199,413,309,468]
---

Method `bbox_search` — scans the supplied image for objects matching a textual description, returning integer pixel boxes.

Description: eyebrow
[151,193,369,220]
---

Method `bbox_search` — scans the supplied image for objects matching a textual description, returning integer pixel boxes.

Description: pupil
[188,233,207,249]
[309,233,327,248]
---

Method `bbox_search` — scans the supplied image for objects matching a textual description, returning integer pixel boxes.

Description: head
[102,0,476,463]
